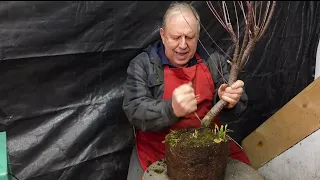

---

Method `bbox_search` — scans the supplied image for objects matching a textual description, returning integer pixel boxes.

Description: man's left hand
[218,80,244,109]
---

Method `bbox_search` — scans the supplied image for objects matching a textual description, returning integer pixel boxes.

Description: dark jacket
[122,41,248,132]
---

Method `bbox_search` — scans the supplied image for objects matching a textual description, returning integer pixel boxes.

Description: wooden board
[242,77,320,169]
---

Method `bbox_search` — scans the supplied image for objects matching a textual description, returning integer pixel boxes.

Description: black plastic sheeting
[0,1,319,180]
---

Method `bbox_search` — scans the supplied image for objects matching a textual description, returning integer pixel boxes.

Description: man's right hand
[172,82,198,117]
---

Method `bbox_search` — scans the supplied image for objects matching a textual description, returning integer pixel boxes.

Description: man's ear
[160,28,165,42]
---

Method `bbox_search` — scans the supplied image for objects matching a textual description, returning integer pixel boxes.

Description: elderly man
[123,2,250,179]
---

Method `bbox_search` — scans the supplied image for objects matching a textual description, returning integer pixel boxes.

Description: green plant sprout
[191,129,199,138]
[213,124,233,143]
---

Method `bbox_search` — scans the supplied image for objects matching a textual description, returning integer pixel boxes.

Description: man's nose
[179,37,187,49]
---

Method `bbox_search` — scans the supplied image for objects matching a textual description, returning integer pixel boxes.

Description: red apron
[135,53,250,171]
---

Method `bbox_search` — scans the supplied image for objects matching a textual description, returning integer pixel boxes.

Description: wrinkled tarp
[0,1,319,180]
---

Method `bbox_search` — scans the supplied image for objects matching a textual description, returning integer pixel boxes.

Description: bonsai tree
[201,1,277,127]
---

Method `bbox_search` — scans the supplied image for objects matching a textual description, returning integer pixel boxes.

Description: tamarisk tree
[200,1,277,127]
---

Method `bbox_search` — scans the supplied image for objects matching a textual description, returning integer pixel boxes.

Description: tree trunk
[201,64,240,127]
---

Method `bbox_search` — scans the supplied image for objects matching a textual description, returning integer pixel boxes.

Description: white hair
[162,2,201,34]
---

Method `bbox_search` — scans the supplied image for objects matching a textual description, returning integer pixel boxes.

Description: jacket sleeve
[208,52,248,124]
[122,53,180,132]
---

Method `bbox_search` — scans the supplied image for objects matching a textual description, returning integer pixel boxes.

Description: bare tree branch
[201,1,277,127]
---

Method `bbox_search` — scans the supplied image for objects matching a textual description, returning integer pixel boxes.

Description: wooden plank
[242,77,320,169]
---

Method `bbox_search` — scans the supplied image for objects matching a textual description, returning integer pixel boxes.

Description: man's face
[160,11,199,68]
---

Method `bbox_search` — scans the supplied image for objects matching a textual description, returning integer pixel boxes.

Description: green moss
[153,168,164,174]
[165,125,232,147]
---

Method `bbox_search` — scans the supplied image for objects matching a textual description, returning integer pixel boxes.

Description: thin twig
[257,1,276,41]
[220,1,237,44]
[197,15,233,60]
[246,1,255,38]
[253,1,257,27]
[194,112,201,122]
[258,1,263,27]
[207,1,231,33]
[179,5,229,84]
[227,135,243,149]
[258,1,271,38]
[222,1,229,25]
[198,39,229,84]
[238,1,247,24]
[233,1,240,41]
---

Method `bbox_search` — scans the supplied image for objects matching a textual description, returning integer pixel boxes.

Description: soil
[165,127,231,180]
